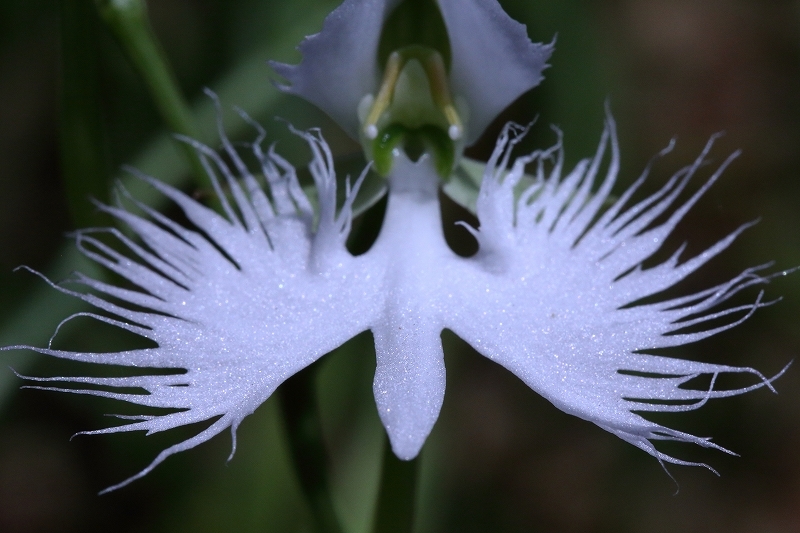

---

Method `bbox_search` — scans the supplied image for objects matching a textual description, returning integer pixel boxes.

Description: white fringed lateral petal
[445,114,789,473]
[6,126,383,493]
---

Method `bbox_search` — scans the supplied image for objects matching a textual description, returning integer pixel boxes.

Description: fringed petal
[3,120,382,491]
[445,112,787,469]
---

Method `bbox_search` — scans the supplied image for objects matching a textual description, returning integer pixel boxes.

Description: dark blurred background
[1,0,799,532]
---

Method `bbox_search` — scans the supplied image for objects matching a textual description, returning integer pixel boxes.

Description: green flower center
[359,45,467,178]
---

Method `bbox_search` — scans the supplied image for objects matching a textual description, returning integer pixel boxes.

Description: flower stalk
[94,0,209,189]
[372,441,419,533]
[60,0,111,228]
[280,364,345,533]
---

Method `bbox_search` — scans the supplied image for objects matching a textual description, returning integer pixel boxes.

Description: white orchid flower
[4,0,787,493]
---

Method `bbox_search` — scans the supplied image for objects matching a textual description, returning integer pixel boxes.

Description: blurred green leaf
[281,363,347,533]
[317,333,385,533]
[157,398,314,533]
[60,0,111,227]
[513,1,610,160]
[372,442,419,533]
[443,157,539,214]
[442,158,485,214]
[95,0,209,188]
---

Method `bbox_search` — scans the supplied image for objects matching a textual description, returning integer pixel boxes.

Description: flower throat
[360,0,464,178]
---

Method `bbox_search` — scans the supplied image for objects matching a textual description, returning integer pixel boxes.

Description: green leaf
[59,0,111,227]
[443,157,539,215]
[442,157,484,213]
[94,0,209,188]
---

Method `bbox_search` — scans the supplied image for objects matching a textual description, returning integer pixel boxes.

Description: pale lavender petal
[270,0,401,138]
[437,0,553,144]
[4,127,382,491]
[445,115,786,470]
[366,155,448,459]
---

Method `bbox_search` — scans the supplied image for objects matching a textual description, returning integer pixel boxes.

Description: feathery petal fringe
[446,112,789,475]
[2,109,787,491]
[4,112,379,493]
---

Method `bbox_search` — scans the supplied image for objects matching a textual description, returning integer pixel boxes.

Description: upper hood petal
[437,0,553,144]
[270,0,401,139]
[274,0,552,146]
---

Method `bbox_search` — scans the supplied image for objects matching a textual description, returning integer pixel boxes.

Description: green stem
[280,365,345,533]
[59,0,111,227]
[372,440,419,533]
[93,0,209,188]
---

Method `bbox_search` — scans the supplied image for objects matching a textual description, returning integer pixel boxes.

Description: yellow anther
[419,51,463,141]
[363,51,404,140]
[361,46,464,142]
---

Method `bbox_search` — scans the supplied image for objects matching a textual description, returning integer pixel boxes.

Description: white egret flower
[4,0,787,492]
